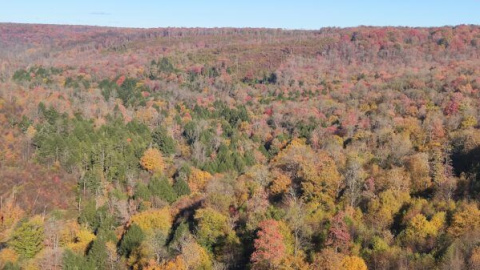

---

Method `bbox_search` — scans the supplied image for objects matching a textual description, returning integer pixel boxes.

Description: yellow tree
[187,168,213,193]
[448,203,480,237]
[367,189,410,230]
[0,193,24,240]
[140,148,165,174]
[402,212,445,251]
[273,138,341,208]
[194,208,230,251]
[269,170,292,196]
[66,228,96,254]
[154,256,187,270]
[130,207,172,236]
[341,256,368,270]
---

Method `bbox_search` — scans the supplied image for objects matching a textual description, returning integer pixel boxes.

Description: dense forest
[2,23,480,269]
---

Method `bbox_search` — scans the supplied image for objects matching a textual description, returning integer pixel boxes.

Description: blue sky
[1,1,480,29]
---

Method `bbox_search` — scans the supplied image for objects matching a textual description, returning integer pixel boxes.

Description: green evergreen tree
[135,182,152,200]
[173,178,191,197]
[168,221,191,251]
[63,249,95,270]
[78,200,97,230]
[119,224,145,257]
[152,127,176,155]
[157,57,176,73]
[149,177,177,203]
[9,218,44,259]
[2,262,21,270]
[87,238,108,270]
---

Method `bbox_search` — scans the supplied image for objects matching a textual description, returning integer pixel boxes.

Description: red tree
[251,219,287,269]
[326,211,351,253]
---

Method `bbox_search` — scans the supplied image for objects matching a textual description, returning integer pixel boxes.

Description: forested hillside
[2,23,480,269]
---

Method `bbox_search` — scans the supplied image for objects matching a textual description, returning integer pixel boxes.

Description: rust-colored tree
[325,211,351,253]
[251,219,287,269]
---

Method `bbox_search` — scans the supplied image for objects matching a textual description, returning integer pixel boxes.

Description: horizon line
[1,21,479,31]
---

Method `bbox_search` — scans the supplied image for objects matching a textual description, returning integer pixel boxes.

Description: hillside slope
[2,24,480,269]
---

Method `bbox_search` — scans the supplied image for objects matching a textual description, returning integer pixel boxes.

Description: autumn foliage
[140,148,165,174]
[4,23,480,269]
[251,219,287,269]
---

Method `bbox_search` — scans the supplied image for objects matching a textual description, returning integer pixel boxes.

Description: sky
[1,1,480,29]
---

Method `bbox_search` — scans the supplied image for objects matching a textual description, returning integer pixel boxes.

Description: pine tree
[63,249,95,270]
[149,177,177,203]
[152,127,176,155]
[9,217,44,259]
[119,224,145,257]
[173,178,191,197]
[87,238,108,270]
[2,262,21,270]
